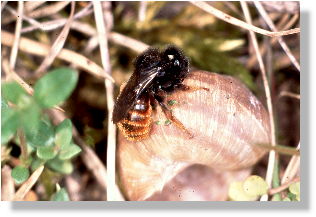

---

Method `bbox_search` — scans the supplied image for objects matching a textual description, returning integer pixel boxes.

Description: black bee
[112,45,200,141]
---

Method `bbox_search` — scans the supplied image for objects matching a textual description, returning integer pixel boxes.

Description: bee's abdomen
[118,97,152,141]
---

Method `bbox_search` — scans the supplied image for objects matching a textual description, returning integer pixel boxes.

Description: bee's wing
[112,67,159,123]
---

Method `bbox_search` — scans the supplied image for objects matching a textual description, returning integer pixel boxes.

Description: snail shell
[117,70,270,201]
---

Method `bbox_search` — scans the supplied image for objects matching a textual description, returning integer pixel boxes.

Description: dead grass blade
[254,1,300,72]
[36,2,76,74]
[9,1,23,70]
[247,13,299,69]
[1,165,15,201]
[21,3,93,33]
[3,1,70,25]
[93,1,124,201]
[109,32,149,53]
[240,1,277,201]
[191,1,300,37]
[281,143,300,184]
[24,1,46,12]
[1,31,114,82]
[14,166,44,201]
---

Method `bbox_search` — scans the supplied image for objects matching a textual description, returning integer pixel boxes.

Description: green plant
[1,68,80,187]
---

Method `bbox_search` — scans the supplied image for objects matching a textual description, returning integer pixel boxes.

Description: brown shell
[117,70,271,201]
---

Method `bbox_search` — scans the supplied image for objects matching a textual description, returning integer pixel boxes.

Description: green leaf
[37,146,58,160]
[289,182,300,195]
[228,181,258,201]
[282,197,291,201]
[11,166,30,184]
[26,119,54,148]
[31,157,46,171]
[51,187,70,201]
[47,158,73,174]
[34,68,78,108]
[18,101,41,136]
[55,119,72,149]
[58,143,81,160]
[243,175,268,196]
[2,82,28,104]
[1,105,19,144]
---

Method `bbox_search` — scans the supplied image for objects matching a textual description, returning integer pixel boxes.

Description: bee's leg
[153,93,194,139]
[176,83,209,92]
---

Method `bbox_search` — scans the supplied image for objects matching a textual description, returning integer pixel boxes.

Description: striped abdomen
[118,96,152,141]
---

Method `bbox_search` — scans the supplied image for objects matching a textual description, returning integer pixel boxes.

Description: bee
[112,45,205,141]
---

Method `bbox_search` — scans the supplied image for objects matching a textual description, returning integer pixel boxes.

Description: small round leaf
[37,146,58,160]
[11,166,30,184]
[58,144,81,160]
[1,106,19,144]
[289,182,300,195]
[47,158,73,174]
[2,82,28,104]
[26,120,54,148]
[228,181,258,201]
[34,68,78,108]
[243,175,268,196]
[55,119,72,149]
[51,188,70,201]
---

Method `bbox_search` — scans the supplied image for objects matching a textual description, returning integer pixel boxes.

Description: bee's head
[158,45,189,79]
[134,48,160,75]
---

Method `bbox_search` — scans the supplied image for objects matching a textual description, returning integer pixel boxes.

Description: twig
[21,3,93,33]
[254,1,300,72]
[1,1,7,12]
[269,176,300,195]
[3,1,70,25]
[282,143,300,184]
[190,1,300,37]
[247,13,299,69]
[279,91,300,100]
[240,1,277,201]
[93,1,124,201]
[14,166,44,201]
[36,2,76,74]
[108,32,149,53]
[1,31,114,82]
[1,165,15,201]
[138,1,147,22]
[24,1,46,13]
[17,129,28,163]
[9,1,23,70]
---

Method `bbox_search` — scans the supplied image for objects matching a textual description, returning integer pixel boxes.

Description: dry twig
[1,31,114,82]
[240,1,277,201]
[254,1,300,72]
[9,1,23,70]
[93,1,124,201]
[282,143,300,184]
[36,2,76,74]
[191,1,300,37]
[279,91,300,100]
[21,3,93,33]
[1,165,15,201]
[269,176,300,195]
[247,13,299,69]
[3,1,70,24]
